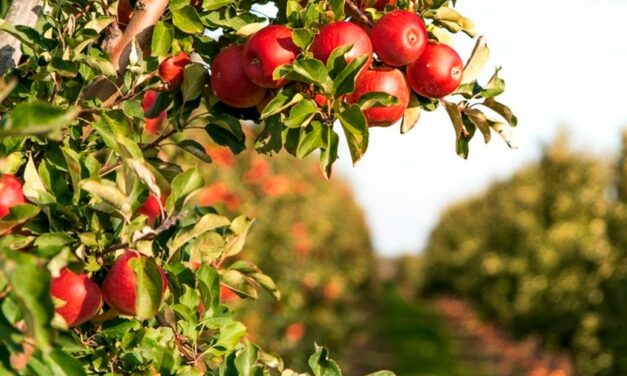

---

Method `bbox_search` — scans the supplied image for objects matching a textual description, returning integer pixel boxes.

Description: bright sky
[334,0,627,256]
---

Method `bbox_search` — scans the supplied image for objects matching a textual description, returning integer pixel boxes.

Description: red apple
[190,0,203,8]
[242,25,300,88]
[346,68,410,127]
[406,42,464,98]
[138,193,165,225]
[285,323,305,342]
[371,10,427,66]
[0,174,26,219]
[356,0,395,10]
[101,251,168,316]
[220,286,238,302]
[142,90,167,135]
[50,268,103,327]
[211,45,267,108]
[311,22,373,68]
[159,52,191,89]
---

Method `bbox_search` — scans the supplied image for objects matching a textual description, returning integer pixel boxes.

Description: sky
[332,0,627,256]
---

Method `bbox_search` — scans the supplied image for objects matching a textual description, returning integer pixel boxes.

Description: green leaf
[224,216,255,257]
[319,127,339,178]
[338,104,369,164]
[365,372,396,376]
[260,88,304,120]
[308,346,342,376]
[177,140,212,163]
[0,204,40,233]
[443,101,464,139]
[76,55,117,78]
[221,270,258,299]
[432,7,476,37]
[480,68,505,98]
[80,179,133,219]
[213,321,247,353]
[182,63,208,102]
[130,257,165,320]
[151,21,174,57]
[464,108,491,143]
[34,233,74,258]
[23,156,56,205]
[275,59,333,94]
[326,45,353,76]
[166,167,204,213]
[203,0,234,11]
[172,6,204,34]
[235,344,260,376]
[284,99,318,128]
[356,91,400,110]
[196,265,220,316]
[249,272,280,301]
[46,349,86,376]
[401,94,421,134]
[462,36,489,85]
[292,28,315,50]
[482,98,517,127]
[1,102,79,136]
[297,121,324,159]
[1,250,54,351]
[332,54,368,97]
[168,213,230,253]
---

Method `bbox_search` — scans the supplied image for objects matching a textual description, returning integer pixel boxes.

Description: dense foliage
[0,0,513,374]
[423,134,627,375]
[186,139,377,368]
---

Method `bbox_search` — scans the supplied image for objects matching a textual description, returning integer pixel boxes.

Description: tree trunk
[0,0,43,76]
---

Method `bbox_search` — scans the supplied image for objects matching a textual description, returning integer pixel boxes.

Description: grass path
[344,284,497,376]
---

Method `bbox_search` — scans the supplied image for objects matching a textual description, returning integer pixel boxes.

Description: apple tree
[0,0,515,374]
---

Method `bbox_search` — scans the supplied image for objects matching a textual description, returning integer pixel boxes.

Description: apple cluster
[205,8,463,128]
[50,251,168,326]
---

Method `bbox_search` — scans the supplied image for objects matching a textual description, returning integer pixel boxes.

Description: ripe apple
[346,68,410,127]
[242,25,300,88]
[142,90,167,135]
[406,42,464,98]
[101,251,168,316]
[211,45,267,108]
[356,0,395,10]
[138,193,165,225]
[371,10,427,66]
[311,22,373,68]
[0,175,26,219]
[50,268,103,327]
[285,323,305,342]
[159,52,191,89]
[220,286,238,302]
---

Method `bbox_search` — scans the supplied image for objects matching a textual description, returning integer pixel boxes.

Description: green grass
[346,284,495,376]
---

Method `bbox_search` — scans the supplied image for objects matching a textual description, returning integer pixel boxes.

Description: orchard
[0,0,515,374]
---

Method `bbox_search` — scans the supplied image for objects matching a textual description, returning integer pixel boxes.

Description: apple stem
[345,0,374,28]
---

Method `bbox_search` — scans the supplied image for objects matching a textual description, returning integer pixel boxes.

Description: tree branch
[83,0,169,106]
[0,0,43,76]
[345,0,373,28]
[100,210,187,255]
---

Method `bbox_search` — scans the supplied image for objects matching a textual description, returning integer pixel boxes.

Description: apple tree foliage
[0,0,514,374]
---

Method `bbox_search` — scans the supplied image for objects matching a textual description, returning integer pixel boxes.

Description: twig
[100,210,188,255]
[156,313,196,363]
[345,0,373,28]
